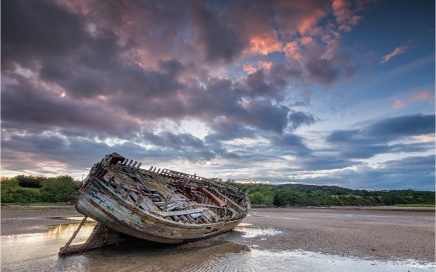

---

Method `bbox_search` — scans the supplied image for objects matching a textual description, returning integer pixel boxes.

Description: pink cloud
[297,8,326,35]
[392,99,406,109]
[412,90,434,101]
[243,61,273,74]
[390,90,434,111]
[284,41,303,63]
[243,64,257,74]
[412,134,435,143]
[299,36,313,46]
[332,0,362,32]
[380,41,413,64]
[244,33,283,55]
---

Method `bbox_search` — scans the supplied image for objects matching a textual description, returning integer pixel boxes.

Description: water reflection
[58,240,249,272]
[2,219,435,272]
[234,223,282,238]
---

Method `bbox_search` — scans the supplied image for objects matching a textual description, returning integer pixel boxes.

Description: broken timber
[59,220,126,255]
[59,152,250,254]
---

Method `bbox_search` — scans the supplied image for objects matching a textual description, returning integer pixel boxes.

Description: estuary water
[1,219,435,272]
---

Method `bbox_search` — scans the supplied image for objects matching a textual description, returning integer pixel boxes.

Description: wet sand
[2,206,435,262]
[237,207,435,262]
[1,206,81,235]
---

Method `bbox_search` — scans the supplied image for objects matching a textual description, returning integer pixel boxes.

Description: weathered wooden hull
[73,153,250,244]
[76,178,243,243]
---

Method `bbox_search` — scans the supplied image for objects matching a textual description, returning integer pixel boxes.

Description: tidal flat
[1,206,435,271]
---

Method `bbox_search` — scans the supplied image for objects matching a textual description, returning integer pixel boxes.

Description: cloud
[284,41,304,63]
[287,111,316,131]
[412,90,434,101]
[270,134,312,156]
[380,40,413,64]
[1,77,139,137]
[391,90,434,110]
[1,0,87,68]
[326,114,435,159]
[383,155,435,171]
[3,0,431,191]
[365,114,435,138]
[356,155,435,190]
[304,55,355,85]
[332,0,363,32]
[305,58,339,85]
[271,0,331,37]
[392,99,406,109]
[191,5,248,63]
[245,34,283,55]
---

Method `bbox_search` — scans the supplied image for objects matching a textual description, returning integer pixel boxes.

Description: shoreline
[2,206,434,262]
[251,205,436,211]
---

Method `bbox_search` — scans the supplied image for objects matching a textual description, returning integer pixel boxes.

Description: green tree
[381,191,407,205]
[1,178,20,202]
[274,190,308,206]
[1,177,41,203]
[40,176,79,203]
[249,192,267,205]
[16,175,45,188]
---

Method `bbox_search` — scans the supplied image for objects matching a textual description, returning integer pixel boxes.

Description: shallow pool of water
[2,219,435,272]
[234,223,282,238]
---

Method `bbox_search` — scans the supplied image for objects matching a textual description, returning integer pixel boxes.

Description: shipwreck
[60,153,250,254]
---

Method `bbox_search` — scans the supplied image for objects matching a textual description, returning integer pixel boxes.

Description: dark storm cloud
[2,0,186,100]
[305,55,355,86]
[191,4,248,63]
[179,77,299,134]
[287,111,316,131]
[110,60,185,98]
[1,0,86,68]
[365,114,435,138]
[383,155,435,171]
[339,145,391,159]
[143,131,204,149]
[1,0,315,141]
[300,156,357,171]
[270,134,312,156]
[245,63,302,101]
[326,114,435,159]
[246,70,279,98]
[347,155,435,190]
[1,77,140,137]
[305,58,339,85]
[243,100,290,133]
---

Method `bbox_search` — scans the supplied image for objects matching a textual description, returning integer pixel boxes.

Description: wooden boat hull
[76,178,243,244]
[73,153,250,245]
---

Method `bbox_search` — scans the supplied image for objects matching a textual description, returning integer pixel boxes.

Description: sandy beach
[1,206,434,262]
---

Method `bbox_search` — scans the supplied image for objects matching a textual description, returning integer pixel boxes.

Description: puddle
[234,223,282,238]
[49,216,96,222]
[1,219,435,272]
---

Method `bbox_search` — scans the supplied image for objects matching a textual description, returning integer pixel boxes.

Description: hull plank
[60,153,250,254]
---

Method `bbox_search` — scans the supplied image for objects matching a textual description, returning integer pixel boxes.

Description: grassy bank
[393,203,435,208]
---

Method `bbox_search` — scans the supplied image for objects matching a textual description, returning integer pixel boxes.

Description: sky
[1,0,435,190]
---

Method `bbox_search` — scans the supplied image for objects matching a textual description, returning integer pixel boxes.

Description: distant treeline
[232,183,435,207]
[1,175,79,204]
[1,175,435,207]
